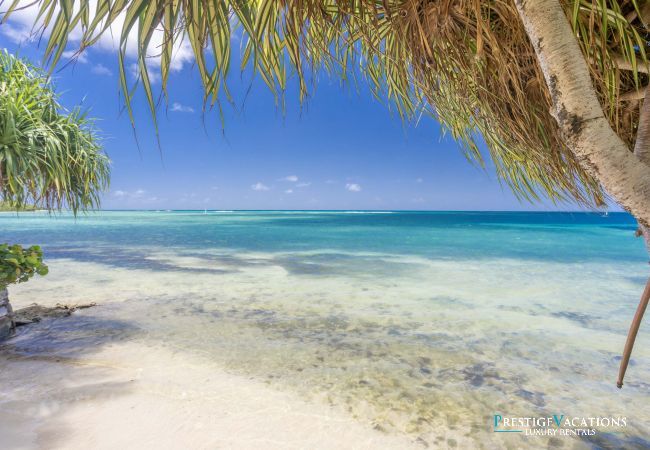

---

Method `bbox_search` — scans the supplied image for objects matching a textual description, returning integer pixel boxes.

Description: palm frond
[6,0,649,207]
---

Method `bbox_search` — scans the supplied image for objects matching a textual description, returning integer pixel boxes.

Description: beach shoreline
[0,321,417,450]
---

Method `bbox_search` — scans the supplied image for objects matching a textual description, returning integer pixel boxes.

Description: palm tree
[4,0,649,385]
[0,50,109,212]
[0,51,110,337]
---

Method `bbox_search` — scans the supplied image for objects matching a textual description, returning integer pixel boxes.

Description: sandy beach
[1,337,415,450]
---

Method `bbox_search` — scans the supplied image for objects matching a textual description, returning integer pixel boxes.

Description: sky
[0,7,617,211]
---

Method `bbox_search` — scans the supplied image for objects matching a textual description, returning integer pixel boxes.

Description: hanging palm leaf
[3,0,647,209]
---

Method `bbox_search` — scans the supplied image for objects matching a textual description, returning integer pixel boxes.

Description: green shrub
[0,243,48,290]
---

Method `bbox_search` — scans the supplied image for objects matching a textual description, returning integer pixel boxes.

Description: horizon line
[76,208,624,213]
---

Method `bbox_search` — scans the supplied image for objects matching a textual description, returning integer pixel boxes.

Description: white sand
[0,340,416,450]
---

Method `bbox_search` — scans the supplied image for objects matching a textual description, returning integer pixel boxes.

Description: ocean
[2,210,650,448]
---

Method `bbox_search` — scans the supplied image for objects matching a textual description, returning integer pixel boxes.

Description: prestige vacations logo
[493,414,627,437]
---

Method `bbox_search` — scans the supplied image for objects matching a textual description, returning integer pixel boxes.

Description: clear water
[2,210,650,448]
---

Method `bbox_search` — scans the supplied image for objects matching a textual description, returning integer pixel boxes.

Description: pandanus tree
[4,0,650,385]
[0,51,110,336]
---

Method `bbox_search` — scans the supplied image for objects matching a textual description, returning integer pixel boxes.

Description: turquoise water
[2,210,650,448]
[0,210,647,262]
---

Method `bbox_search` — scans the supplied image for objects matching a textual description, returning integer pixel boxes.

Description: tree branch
[515,0,650,228]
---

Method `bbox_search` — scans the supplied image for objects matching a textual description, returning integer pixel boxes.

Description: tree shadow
[0,309,141,449]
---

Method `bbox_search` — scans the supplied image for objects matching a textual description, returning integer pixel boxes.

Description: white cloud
[112,189,145,198]
[416,178,424,183]
[346,183,362,192]
[296,182,311,188]
[170,102,195,113]
[280,175,298,182]
[0,22,35,44]
[110,188,160,205]
[91,63,112,76]
[284,189,294,194]
[3,2,194,74]
[251,182,270,191]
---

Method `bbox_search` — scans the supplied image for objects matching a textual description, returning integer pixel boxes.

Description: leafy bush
[0,244,48,290]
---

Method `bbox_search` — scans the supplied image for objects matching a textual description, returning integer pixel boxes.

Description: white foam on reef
[2,249,650,448]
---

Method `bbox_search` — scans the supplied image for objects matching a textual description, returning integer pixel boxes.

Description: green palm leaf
[0,50,110,213]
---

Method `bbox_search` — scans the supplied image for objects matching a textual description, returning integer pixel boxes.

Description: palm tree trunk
[0,288,15,340]
[515,0,650,227]
[515,0,650,387]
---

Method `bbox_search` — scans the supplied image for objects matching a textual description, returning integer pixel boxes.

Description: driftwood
[13,303,97,327]
[0,286,98,341]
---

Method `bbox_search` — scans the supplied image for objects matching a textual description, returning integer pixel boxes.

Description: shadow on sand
[0,309,140,449]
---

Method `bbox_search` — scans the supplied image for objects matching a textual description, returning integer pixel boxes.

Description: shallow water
[2,210,650,448]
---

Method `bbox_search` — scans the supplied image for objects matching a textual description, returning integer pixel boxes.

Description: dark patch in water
[461,363,503,387]
[272,253,424,278]
[276,259,326,275]
[47,247,233,274]
[496,305,536,315]
[612,355,636,366]
[182,252,269,268]
[579,431,650,449]
[623,380,650,391]
[515,388,545,407]
[551,311,595,326]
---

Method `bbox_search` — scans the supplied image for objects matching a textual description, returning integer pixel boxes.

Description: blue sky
[0,13,615,211]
